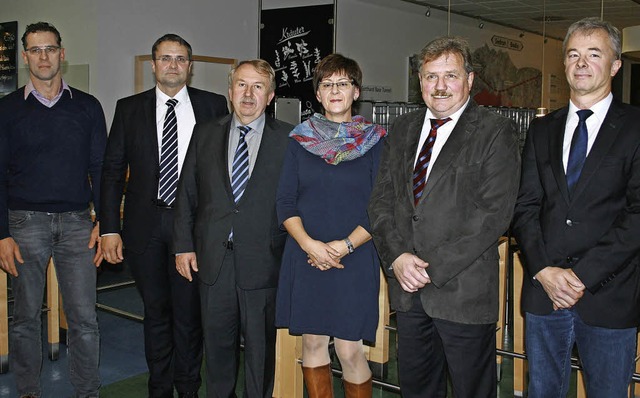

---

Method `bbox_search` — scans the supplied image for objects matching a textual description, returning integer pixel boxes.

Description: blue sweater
[0,86,107,239]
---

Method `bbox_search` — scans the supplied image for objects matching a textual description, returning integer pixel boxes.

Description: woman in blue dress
[275,54,386,397]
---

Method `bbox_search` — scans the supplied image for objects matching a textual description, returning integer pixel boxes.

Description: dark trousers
[127,208,203,398]
[200,248,277,398]
[395,294,497,398]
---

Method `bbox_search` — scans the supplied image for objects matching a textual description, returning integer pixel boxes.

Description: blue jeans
[526,309,636,398]
[9,209,100,398]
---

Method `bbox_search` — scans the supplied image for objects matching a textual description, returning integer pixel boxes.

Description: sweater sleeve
[0,102,10,239]
[87,96,108,219]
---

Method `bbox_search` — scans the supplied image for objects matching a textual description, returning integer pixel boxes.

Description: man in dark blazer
[368,36,520,398]
[512,18,640,397]
[173,59,292,398]
[100,34,228,398]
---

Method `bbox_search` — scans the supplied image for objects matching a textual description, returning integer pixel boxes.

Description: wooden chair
[0,258,62,374]
[496,236,509,379]
[512,251,528,396]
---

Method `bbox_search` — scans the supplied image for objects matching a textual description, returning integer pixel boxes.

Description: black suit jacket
[172,114,293,289]
[100,86,228,253]
[512,100,640,329]
[369,101,520,324]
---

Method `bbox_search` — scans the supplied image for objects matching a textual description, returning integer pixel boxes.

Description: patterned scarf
[290,113,387,165]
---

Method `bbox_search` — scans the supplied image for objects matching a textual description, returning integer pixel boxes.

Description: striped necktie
[158,98,179,205]
[231,125,251,203]
[413,117,450,205]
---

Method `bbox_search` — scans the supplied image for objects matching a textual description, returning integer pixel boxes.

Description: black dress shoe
[178,393,198,398]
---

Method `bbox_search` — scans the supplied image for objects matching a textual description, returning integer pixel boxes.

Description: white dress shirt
[414,98,471,182]
[562,93,612,172]
[155,85,196,184]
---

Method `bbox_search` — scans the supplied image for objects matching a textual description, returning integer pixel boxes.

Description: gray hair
[419,36,474,75]
[228,59,276,92]
[563,17,621,60]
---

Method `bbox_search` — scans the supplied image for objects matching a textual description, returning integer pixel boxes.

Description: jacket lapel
[570,102,625,201]
[548,108,571,204]
[420,102,476,201]
[405,109,428,205]
[143,89,160,167]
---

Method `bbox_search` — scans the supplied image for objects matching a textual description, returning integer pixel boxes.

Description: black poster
[0,21,18,95]
[260,4,334,120]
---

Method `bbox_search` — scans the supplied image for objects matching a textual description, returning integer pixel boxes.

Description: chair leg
[302,363,334,398]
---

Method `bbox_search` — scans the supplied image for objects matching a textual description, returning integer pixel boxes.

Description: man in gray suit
[368,36,520,397]
[173,59,292,398]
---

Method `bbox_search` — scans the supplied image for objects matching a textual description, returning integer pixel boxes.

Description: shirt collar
[426,96,470,123]
[24,78,72,100]
[155,85,190,108]
[568,93,612,122]
[232,113,266,135]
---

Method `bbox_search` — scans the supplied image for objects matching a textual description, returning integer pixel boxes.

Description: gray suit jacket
[368,100,520,324]
[173,114,293,289]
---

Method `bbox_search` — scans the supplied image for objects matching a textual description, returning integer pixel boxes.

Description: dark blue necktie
[159,98,179,205]
[566,109,593,194]
[231,126,251,203]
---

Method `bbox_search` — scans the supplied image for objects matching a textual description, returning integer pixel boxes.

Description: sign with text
[0,21,18,94]
[260,4,334,121]
[491,35,523,52]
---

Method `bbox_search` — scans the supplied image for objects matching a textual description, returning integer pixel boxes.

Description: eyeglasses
[25,46,61,56]
[155,55,190,65]
[318,80,354,91]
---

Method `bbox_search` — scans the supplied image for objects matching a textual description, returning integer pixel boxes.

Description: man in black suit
[173,59,292,398]
[100,34,228,398]
[368,36,520,397]
[512,18,640,397]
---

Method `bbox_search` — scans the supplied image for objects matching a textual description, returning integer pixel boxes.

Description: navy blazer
[512,100,640,329]
[369,100,521,324]
[172,114,293,289]
[100,86,228,253]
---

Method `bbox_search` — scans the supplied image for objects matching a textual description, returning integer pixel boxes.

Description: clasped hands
[392,253,431,293]
[302,238,349,271]
[535,266,585,310]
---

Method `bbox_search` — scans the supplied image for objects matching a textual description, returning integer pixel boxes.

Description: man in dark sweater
[0,22,106,398]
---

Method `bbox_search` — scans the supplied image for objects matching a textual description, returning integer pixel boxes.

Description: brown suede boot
[302,363,334,398]
[343,375,373,398]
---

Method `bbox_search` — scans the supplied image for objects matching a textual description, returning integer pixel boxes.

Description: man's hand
[101,234,124,265]
[89,223,103,267]
[0,237,24,277]
[176,252,198,282]
[535,266,585,309]
[391,253,430,292]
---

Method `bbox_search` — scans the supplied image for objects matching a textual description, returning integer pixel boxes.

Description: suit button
[412,215,419,221]
[566,219,573,227]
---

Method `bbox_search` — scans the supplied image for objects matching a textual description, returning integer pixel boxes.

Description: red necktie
[413,117,451,205]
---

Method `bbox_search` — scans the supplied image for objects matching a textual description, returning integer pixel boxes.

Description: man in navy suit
[512,18,640,397]
[100,34,228,398]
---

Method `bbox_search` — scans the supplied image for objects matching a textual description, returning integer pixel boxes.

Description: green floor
[101,325,582,397]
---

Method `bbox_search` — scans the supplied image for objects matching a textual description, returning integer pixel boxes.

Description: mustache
[241,96,256,104]
[431,90,452,98]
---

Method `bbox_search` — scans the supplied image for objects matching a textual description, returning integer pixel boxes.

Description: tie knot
[166,98,178,108]
[576,109,593,122]
[430,117,451,129]
[238,125,251,137]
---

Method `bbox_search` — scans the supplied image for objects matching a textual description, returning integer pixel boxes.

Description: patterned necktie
[566,109,593,194]
[231,126,251,203]
[413,117,451,205]
[158,98,179,205]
